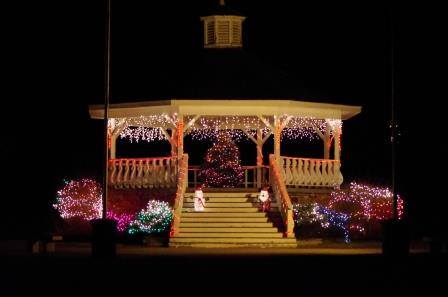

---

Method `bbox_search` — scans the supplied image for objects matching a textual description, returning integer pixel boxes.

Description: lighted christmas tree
[199,132,244,188]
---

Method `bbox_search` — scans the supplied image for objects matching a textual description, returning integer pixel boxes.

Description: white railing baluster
[107,156,179,189]
[279,156,343,188]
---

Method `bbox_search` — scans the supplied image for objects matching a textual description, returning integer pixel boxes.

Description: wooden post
[177,116,184,158]
[274,116,281,165]
[256,129,263,188]
[110,134,117,159]
[324,121,331,160]
[334,125,341,161]
[170,129,177,157]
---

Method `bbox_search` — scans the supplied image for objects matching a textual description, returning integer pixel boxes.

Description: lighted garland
[53,178,102,221]
[127,200,173,234]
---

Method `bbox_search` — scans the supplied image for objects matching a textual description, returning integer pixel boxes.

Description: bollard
[91,218,117,258]
[382,219,410,256]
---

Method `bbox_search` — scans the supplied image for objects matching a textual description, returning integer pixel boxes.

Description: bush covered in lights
[293,203,350,242]
[329,182,404,238]
[293,182,405,241]
[127,200,173,235]
[53,178,102,221]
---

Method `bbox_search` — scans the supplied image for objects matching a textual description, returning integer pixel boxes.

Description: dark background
[2,1,445,239]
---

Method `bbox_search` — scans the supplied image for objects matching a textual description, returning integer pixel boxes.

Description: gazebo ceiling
[89,99,361,121]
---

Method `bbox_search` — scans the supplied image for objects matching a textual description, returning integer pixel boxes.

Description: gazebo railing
[108,156,178,189]
[269,154,294,238]
[280,156,343,187]
[187,165,269,189]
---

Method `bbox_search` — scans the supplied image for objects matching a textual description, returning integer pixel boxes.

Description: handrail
[109,156,173,162]
[269,154,294,238]
[170,154,189,237]
[280,155,341,162]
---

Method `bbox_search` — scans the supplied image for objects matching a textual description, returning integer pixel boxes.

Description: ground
[1,241,446,296]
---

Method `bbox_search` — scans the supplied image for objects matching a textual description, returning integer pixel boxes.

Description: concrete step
[172,243,297,248]
[180,217,271,222]
[170,237,296,243]
[183,202,257,208]
[181,212,279,218]
[180,222,274,227]
[179,227,278,233]
[182,207,279,213]
[175,232,284,238]
[169,242,298,248]
[184,197,258,203]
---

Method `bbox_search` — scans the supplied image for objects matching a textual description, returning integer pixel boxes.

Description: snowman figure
[194,184,206,212]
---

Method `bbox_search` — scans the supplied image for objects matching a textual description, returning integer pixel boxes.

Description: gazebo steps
[169,237,297,247]
[175,232,284,238]
[184,197,259,203]
[184,192,259,198]
[183,202,258,208]
[169,191,294,248]
[182,207,279,213]
[180,217,272,222]
[181,212,279,218]
[169,242,298,248]
[180,222,274,227]
[179,227,279,233]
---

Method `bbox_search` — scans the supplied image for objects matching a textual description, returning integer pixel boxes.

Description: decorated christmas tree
[199,132,244,188]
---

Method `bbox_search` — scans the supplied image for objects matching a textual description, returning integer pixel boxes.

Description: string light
[120,126,167,143]
[127,200,173,234]
[112,114,342,143]
[53,179,102,221]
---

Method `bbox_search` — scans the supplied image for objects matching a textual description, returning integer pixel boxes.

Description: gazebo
[88,2,362,245]
[89,99,360,190]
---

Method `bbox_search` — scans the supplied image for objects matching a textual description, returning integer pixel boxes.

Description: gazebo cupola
[200,0,246,48]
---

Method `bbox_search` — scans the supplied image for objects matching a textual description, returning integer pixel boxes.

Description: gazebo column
[243,128,269,188]
[110,134,117,159]
[160,127,178,157]
[109,119,126,159]
[324,121,331,159]
[273,115,292,165]
[274,117,281,164]
[177,115,184,158]
[170,130,177,156]
[256,129,263,187]
[334,124,341,161]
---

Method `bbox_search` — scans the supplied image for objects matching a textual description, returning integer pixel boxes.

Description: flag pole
[390,9,397,220]
[102,0,111,219]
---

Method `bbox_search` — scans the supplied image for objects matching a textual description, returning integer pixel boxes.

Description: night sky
[2,1,445,238]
